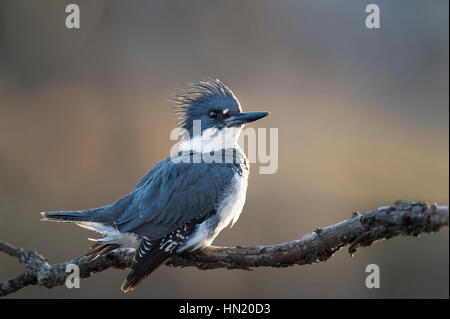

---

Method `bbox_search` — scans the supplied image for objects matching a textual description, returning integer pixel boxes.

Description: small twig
[1,200,448,296]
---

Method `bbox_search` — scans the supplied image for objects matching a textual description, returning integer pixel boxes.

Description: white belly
[177,171,248,252]
[216,171,249,231]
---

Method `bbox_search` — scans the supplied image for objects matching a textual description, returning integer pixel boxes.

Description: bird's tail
[120,237,176,292]
[121,250,174,293]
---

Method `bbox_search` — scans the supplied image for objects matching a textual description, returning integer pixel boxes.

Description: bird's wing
[114,154,238,236]
[134,158,169,189]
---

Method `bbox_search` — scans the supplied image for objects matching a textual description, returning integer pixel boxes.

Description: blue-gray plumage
[41,78,269,292]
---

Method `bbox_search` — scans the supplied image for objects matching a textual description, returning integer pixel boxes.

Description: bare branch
[1,200,448,297]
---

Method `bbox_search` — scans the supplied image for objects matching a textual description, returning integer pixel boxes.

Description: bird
[41,78,269,292]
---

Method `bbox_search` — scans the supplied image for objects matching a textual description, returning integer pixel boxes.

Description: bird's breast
[216,170,249,231]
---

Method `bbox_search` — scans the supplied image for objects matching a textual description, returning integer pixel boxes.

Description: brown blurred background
[0,0,448,298]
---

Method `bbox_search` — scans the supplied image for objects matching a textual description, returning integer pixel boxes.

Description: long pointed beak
[224,111,270,127]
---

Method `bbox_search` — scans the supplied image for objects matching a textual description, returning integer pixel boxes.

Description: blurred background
[0,0,448,298]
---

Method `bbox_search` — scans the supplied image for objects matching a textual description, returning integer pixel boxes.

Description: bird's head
[171,79,269,149]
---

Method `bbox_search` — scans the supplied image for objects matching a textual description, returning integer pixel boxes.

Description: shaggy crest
[170,78,241,131]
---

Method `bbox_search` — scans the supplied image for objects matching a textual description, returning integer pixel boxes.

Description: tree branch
[1,200,448,297]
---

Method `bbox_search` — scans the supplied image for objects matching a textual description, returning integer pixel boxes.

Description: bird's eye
[209,111,218,118]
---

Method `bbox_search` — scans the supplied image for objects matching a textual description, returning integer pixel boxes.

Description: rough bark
[1,200,448,297]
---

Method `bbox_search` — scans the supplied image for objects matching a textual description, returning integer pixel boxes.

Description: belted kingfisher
[41,79,269,292]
